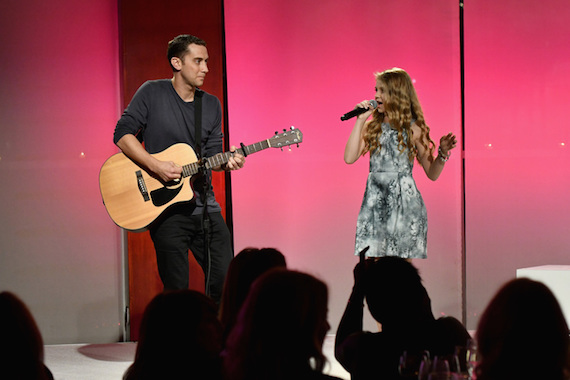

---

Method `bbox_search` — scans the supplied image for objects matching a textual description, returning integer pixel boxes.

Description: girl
[345,68,457,259]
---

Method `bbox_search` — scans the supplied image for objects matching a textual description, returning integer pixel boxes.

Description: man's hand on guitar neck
[217,145,245,172]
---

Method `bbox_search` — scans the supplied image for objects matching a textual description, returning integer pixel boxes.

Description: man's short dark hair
[167,34,207,71]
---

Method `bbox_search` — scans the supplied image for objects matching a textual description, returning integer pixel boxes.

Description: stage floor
[44,335,350,380]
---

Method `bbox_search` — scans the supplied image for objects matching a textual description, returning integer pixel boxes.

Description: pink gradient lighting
[224,0,462,330]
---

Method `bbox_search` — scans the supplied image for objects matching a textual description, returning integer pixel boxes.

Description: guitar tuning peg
[296,143,300,148]
[291,126,295,130]
[283,129,286,133]
[288,146,292,152]
[275,131,278,135]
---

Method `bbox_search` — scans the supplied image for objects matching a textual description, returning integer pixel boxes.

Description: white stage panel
[516,265,570,326]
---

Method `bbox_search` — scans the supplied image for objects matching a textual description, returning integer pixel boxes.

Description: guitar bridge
[136,170,150,202]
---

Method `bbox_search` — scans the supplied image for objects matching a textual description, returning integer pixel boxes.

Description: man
[113,34,244,304]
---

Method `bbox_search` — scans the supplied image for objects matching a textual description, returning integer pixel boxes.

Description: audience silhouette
[223,268,342,380]
[335,257,470,379]
[475,277,570,380]
[218,247,286,343]
[123,289,223,380]
[0,291,54,380]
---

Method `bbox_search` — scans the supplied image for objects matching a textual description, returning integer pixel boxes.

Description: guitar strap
[194,88,212,297]
[194,89,203,158]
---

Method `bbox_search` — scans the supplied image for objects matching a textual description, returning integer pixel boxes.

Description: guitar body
[99,143,198,231]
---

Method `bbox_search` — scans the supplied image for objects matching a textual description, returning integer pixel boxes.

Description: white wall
[0,0,124,343]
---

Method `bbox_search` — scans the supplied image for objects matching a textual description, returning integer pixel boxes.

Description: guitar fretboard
[180,139,271,177]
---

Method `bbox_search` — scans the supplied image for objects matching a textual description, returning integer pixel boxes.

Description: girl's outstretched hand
[439,133,457,156]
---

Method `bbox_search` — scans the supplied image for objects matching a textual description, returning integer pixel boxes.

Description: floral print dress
[354,122,427,259]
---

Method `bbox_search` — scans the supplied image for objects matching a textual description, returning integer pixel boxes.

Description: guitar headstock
[269,127,303,150]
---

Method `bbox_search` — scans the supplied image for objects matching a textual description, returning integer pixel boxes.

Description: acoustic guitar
[99,127,303,231]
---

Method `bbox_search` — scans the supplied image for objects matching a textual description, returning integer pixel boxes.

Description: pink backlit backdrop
[464,0,570,328]
[1,0,569,343]
[224,0,463,330]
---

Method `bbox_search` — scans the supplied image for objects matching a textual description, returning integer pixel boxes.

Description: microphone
[340,100,378,121]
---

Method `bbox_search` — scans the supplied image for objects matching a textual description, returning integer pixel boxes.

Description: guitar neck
[207,139,272,168]
[181,139,271,177]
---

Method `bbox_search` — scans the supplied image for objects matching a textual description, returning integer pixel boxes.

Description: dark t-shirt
[113,79,223,215]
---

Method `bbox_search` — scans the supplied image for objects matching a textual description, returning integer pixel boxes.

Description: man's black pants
[149,209,233,304]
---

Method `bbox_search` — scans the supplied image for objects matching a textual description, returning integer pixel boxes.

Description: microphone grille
[369,100,378,108]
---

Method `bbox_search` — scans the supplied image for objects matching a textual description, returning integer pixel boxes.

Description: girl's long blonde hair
[363,68,435,162]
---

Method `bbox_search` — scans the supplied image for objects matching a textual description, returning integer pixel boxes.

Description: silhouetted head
[476,278,570,380]
[0,291,52,379]
[363,257,433,327]
[223,269,330,380]
[219,247,286,339]
[124,290,222,380]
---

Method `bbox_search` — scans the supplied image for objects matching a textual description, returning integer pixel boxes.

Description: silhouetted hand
[351,258,373,301]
